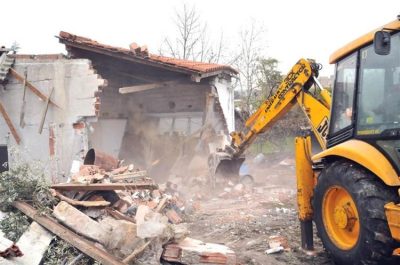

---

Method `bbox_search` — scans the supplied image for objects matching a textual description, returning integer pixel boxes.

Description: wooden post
[38,86,55,134]
[0,100,20,144]
[19,71,27,128]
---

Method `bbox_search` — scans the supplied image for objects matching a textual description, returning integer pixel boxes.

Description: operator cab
[328,27,400,172]
[358,32,400,137]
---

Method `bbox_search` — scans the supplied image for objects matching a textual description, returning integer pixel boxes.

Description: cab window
[330,53,357,134]
[357,33,400,135]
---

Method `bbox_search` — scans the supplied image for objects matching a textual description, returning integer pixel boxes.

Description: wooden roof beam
[119,80,184,94]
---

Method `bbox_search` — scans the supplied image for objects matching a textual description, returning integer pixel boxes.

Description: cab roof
[329,19,400,64]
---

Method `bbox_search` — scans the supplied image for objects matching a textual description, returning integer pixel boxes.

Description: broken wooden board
[51,189,110,207]
[110,171,148,182]
[53,202,139,258]
[122,238,153,264]
[53,201,108,244]
[51,181,157,191]
[0,100,20,144]
[12,201,125,265]
[105,208,136,223]
[38,85,55,134]
[162,237,236,265]
[9,222,52,265]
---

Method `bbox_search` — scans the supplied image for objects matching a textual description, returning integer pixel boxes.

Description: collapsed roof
[58,31,238,81]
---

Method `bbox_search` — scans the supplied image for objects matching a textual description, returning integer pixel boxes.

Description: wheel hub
[333,204,356,231]
[334,207,348,229]
[323,186,360,250]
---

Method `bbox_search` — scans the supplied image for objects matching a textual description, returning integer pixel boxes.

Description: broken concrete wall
[85,69,232,181]
[57,31,238,181]
[89,78,214,181]
[212,76,235,133]
[0,55,104,182]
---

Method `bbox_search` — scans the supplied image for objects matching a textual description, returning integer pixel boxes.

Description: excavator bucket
[208,150,245,185]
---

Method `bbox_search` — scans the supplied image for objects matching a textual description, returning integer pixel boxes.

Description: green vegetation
[0,161,94,264]
[0,163,56,212]
[0,211,30,241]
[42,238,98,265]
[248,136,295,155]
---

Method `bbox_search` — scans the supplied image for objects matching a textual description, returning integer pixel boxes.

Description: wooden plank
[9,68,60,108]
[38,86,55,134]
[12,201,125,265]
[110,171,147,182]
[105,208,136,223]
[119,80,181,94]
[19,71,27,128]
[13,222,52,265]
[122,238,154,264]
[0,101,20,144]
[51,181,157,191]
[51,190,110,207]
[52,201,108,244]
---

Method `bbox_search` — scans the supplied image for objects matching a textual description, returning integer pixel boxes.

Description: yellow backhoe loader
[210,17,400,264]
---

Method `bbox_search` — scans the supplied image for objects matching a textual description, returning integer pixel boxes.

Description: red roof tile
[58,31,238,75]
[150,54,237,74]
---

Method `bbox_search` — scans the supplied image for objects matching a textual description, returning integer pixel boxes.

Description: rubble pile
[0,162,237,265]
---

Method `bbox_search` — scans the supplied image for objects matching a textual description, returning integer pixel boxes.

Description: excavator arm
[209,58,332,250]
[210,58,331,179]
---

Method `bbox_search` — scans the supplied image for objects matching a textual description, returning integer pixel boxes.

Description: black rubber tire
[313,160,400,265]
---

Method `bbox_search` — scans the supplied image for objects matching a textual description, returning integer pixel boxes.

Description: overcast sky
[2,0,399,76]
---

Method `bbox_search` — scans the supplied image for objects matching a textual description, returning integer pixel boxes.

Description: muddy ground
[180,153,334,265]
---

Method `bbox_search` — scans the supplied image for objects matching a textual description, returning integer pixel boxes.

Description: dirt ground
[181,153,335,265]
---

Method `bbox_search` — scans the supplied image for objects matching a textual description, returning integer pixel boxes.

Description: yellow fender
[312,139,400,186]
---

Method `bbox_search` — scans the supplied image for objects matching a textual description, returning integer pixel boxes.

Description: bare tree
[160,3,225,63]
[164,3,201,60]
[256,57,282,102]
[199,31,225,63]
[10,41,20,54]
[232,21,266,112]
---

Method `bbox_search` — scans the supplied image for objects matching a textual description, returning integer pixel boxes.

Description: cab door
[328,52,357,147]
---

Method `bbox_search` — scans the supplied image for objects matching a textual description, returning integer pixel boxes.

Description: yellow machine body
[385,202,400,241]
[295,136,314,221]
[312,139,400,186]
[329,19,400,64]
[210,17,400,264]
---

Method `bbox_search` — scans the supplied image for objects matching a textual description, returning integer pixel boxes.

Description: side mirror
[374,31,391,55]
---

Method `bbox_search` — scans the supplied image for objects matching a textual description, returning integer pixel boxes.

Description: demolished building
[0,34,238,182]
